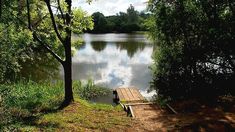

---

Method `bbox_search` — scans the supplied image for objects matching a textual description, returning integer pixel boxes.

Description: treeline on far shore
[86,5,150,33]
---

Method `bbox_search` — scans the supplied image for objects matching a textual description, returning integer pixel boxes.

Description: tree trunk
[59,0,73,108]
[62,61,73,105]
[61,32,74,107]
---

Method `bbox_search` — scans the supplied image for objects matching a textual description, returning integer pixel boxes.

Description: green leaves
[0,0,94,82]
[0,24,34,82]
[149,0,235,100]
[72,8,94,34]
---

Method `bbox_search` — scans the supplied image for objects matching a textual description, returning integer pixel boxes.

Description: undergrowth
[0,80,115,131]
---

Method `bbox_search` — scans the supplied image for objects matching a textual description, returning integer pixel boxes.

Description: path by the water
[114,87,235,131]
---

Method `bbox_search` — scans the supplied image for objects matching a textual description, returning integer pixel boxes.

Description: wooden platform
[113,87,145,103]
[113,87,177,118]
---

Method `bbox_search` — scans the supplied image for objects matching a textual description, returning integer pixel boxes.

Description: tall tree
[25,0,93,107]
[91,12,107,33]
[126,4,139,24]
[1,0,93,107]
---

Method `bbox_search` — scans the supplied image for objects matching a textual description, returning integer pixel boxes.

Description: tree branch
[32,14,49,28]
[0,0,2,19]
[57,0,66,24]
[26,0,64,65]
[45,0,64,43]
[33,32,64,64]
[26,0,32,30]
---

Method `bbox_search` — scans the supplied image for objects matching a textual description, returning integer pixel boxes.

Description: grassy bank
[0,81,131,131]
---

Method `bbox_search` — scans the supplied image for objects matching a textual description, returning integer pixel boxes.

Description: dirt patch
[126,99,235,132]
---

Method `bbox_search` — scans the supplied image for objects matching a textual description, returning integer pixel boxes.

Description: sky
[72,0,148,16]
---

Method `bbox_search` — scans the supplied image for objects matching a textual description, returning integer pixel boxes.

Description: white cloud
[72,0,148,16]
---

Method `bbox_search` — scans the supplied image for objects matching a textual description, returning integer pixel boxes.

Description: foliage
[149,0,235,100]
[0,80,111,130]
[152,94,170,108]
[0,1,93,84]
[0,24,33,82]
[74,79,112,100]
[72,8,94,34]
[0,81,62,130]
[88,4,150,33]
[0,82,63,112]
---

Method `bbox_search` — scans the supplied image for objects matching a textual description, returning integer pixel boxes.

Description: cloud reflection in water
[69,33,154,97]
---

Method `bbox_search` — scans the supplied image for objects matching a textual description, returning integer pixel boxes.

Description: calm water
[60,33,155,103]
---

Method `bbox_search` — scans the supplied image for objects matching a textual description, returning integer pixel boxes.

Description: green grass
[74,79,112,100]
[0,81,131,131]
[26,98,131,131]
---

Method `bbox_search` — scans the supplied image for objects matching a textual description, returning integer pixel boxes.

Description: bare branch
[45,0,64,43]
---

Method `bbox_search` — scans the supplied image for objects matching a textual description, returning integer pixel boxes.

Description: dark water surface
[60,33,155,103]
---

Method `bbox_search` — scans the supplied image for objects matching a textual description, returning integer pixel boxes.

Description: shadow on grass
[21,115,61,130]
[1,106,63,131]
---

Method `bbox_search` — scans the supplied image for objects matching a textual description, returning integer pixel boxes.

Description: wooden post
[113,90,119,103]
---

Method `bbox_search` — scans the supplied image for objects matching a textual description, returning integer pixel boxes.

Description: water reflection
[70,33,154,97]
[116,42,146,58]
[91,41,107,52]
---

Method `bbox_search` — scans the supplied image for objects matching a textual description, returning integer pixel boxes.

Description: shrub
[74,79,111,100]
[148,0,235,100]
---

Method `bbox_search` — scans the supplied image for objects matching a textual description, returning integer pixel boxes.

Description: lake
[60,33,155,103]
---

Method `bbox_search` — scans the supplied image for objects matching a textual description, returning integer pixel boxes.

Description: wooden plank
[129,88,141,101]
[129,106,135,118]
[127,88,138,101]
[116,89,125,101]
[132,88,145,101]
[119,103,125,109]
[136,90,145,100]
[125,88,135,101]
[166,104,178,114]
[125,102,154,106]
[119,88,130,101]
[115,87,145,103]
[130,88,140,100]
[119,88,126,101]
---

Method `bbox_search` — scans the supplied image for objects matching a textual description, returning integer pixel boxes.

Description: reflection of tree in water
[116,41,146,58]
[91,41,107,52]
[19,51,60,82]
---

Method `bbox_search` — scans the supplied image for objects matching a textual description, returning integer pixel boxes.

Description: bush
[0,81,64,111]
[148,0,235,100]
[0,80,111,130]
[74,79,111,100]
[0,81,64,130]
